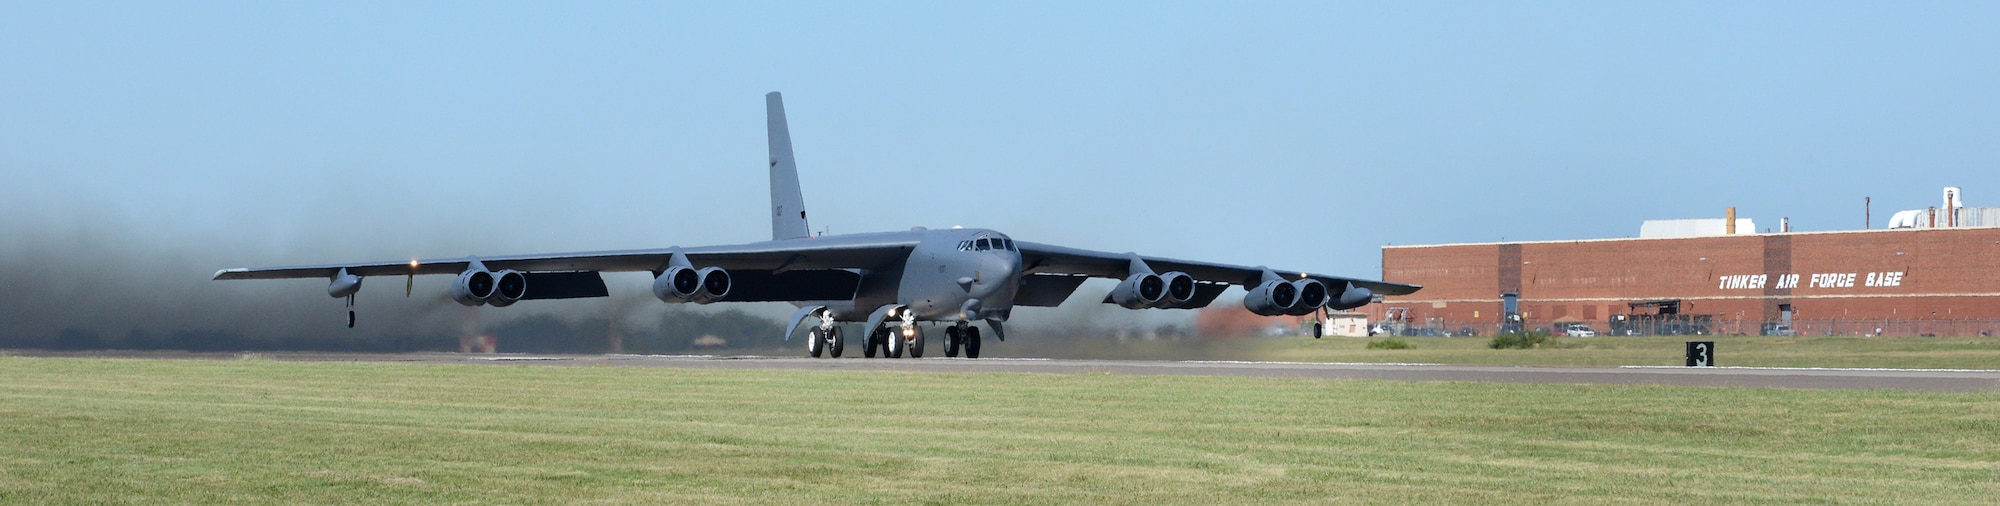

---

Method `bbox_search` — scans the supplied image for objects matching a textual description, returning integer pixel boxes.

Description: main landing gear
[870,326,925,358]
[805,310,844,358]
[944,323,981,359]
[806,326,845,358]
[812,305,989,359]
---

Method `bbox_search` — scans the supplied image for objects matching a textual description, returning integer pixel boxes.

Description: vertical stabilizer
[767,92,810,241]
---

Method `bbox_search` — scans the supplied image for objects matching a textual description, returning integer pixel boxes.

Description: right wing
[1014,241,1420,309]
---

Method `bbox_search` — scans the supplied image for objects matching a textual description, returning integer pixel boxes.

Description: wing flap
[1015,274,1090,307]
[723,270,862,302]
[1186,282,1231,308]
[521,271,609,300]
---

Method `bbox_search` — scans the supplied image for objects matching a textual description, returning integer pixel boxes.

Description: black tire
[808,327,825,358]
[864,328,881,358]
[887,328,905,358]
[944,327,961,357]
[909,327,924,358]
[965,327,982,359]
[828,326,845,358]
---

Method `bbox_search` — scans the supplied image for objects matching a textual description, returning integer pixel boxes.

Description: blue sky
[4,2,1996,325]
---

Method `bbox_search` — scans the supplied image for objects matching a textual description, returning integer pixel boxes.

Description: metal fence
[1377,319,2000,338]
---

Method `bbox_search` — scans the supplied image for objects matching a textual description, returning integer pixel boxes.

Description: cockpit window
[976,238,991,251]
[1002,238,1016,251]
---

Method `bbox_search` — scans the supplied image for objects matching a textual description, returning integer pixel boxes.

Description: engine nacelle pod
[652,266,702,303]
[1327,283,1373,310]
[1156,271,1197,308]
[692,267,731,304]
[450,268,496,307]
[1242,279,1300,316]
[1288,279,1328,316]
[486,269,528,307]
[1110,273,1165,309]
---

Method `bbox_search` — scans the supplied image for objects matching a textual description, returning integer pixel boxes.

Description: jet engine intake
[450,268,497,307]
[1156,271,1196,308]
[693,267,731,303]
[1288,279,1328,316]
[656,266,731,304]
[486,269,528,307]
[652,266,702,303]
[1110,273,1166,309]
[1242,279,1300,316]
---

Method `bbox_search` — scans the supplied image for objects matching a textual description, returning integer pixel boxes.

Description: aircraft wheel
[887,328,905,358]
[909,327,925,358]
[828,326,845,358]
[807,327,825,358]
[965,327,982,359]
[944,327,962,357]
[864,328,881,358]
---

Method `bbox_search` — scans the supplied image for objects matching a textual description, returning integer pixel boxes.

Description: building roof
[1383,225,2000,249]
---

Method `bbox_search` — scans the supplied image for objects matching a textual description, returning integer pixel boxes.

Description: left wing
[212,233,924,303]
[1015,241,1420,308]
[213,232,922,280]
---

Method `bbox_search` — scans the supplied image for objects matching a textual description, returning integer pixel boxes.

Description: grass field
[1021,334,2000,370]
[3,355,1999,504]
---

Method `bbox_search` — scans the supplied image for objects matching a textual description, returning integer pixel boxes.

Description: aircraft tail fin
[766,92,811,241]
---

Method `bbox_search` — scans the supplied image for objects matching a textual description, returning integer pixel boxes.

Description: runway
[30,350,1995,392]
[569,355,2000,392]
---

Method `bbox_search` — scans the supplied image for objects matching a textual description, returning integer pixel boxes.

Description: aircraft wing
[212,233,922,281]
[1014,241,1421,296]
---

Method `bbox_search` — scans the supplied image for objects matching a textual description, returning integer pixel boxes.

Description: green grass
[1364,337,1412,350]
[1025,335,2000,369]
[3,356,1999,504]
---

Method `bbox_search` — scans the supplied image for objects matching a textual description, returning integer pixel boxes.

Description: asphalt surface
[17,350,2000,392]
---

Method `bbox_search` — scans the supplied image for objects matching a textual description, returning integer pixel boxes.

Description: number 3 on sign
[1686,341,1716,367]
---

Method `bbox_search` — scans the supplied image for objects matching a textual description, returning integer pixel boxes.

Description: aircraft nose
[971,254,1021,297]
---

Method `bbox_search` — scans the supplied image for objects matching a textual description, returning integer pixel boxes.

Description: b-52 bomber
[215,92,1420,359]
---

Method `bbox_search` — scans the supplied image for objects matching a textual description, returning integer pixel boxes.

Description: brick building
[1370,226,2000,337]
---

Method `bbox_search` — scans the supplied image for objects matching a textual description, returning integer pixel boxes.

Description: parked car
[1767,325,1796,336]
[1454,327,1481,337]
[1564,324,1597,337]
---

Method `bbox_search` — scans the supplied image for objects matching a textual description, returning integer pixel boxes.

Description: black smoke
[0,196,791,355]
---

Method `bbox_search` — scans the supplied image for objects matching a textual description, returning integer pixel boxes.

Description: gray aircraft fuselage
[800,228,1020,323]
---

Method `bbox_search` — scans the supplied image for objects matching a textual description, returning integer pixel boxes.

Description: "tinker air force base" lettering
[1718,272,1903,290]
